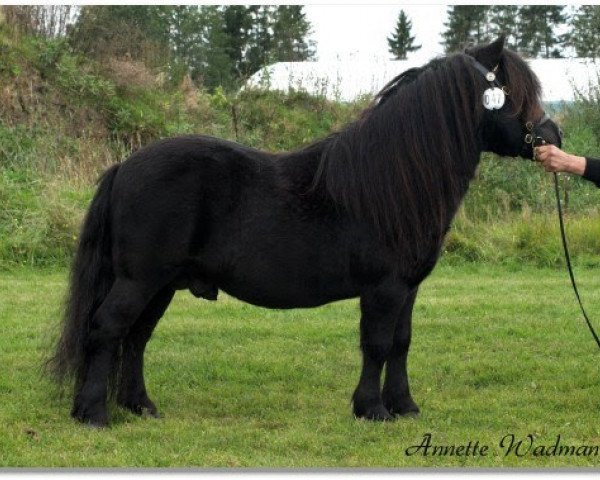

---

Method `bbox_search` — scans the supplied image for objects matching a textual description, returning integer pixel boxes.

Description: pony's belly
[219,284,355,309]
[216,267,358,309]
[192,212,368,308]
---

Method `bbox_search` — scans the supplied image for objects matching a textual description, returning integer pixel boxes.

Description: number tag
[483,87,505,110]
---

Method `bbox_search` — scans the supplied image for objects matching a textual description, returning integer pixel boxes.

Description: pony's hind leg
[72,278,157,427]
[382,289,420,417]
[117,287,175,417]
[352,281,409,421]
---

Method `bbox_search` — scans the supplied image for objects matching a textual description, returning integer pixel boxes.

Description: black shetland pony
[48,37,562,426]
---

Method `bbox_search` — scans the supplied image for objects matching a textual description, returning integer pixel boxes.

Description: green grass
[1,264,600,467]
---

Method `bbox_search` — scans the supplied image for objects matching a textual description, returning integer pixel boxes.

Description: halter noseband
[468,55,551,150]
[524,113,553,148]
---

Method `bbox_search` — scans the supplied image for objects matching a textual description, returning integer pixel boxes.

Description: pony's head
[465,36,562,159]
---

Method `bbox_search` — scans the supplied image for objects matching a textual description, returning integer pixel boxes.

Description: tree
[2,5,72,38]
[387,10,421,60]
[244,5,276,77]
[199,7,235,88]
[487,6,520,51]
[272,6,315,62]
[518,6,567,58]
[68,5,316,90]
[167,6,233,89]
[569,6,600,57]
[69,6,233,87]
[69,6,171,66]
[441,6,490,53]
[222,5,254,79]
[223,5,315,81]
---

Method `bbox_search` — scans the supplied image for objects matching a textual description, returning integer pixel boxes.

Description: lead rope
[552,171,600,349]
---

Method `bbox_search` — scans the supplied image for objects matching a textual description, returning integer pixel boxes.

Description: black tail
[47,164,120,390]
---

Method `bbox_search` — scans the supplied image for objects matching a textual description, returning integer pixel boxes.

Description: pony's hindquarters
[47,164,120,391]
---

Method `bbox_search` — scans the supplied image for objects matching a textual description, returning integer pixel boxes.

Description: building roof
[246,58,600,105]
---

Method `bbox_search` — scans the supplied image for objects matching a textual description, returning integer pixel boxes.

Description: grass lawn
[0,263,599,468]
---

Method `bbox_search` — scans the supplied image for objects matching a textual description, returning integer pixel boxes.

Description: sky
[304,4,448,62]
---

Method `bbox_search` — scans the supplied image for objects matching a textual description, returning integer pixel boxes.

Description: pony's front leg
[382,289,420,417]
[352,281,409,421]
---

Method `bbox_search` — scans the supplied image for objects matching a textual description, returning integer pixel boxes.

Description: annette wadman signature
[405,433,599,458]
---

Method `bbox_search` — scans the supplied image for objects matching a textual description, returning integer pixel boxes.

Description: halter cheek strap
[470,58,501,88]
[468,56,507,110]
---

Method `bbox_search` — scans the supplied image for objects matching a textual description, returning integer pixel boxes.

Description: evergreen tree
[168,6,233,89]
[222,5,254,78]
[69,5,316,90]
[200,7,234,88]
[167,6,202,68]
[272,6,315,62]
[387,10,421,60]
[518,6,567,58]
[569,5,600,57]
[225,5,315,79]
[69,6,172,66]
[487,5,520,51]
[244,5,276,77]
[441,5,490,53]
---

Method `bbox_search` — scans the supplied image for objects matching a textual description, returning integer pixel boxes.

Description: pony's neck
[281,55,486,263]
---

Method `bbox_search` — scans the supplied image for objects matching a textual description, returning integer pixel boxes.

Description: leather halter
[467,55,552,150]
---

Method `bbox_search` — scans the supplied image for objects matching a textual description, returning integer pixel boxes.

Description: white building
[246,58,600,106]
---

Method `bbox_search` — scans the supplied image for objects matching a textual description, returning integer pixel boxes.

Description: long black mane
[306,49,542,261]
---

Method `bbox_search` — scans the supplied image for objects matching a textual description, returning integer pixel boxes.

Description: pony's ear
[467,35,505,70]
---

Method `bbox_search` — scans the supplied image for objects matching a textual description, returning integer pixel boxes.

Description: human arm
[534,145,600,187]
[534,144,586,175]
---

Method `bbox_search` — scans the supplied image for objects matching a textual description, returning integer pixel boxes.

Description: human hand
[533,144,586,176]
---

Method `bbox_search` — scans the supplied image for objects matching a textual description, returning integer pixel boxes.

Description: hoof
[144,408,161,419]
[394,407,420,418]
[118,395,160,418]
[382,393,420,418]
[353,402,394,421]
[85,421,108,430]
[71,403,109,428]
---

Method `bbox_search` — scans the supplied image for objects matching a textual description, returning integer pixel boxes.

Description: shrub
[1,31,600,268]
